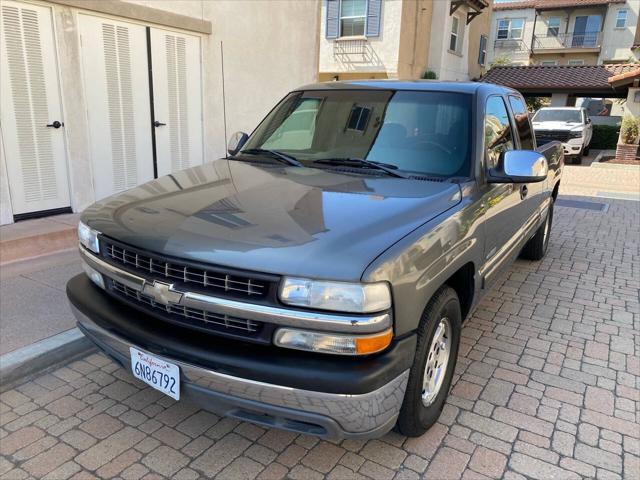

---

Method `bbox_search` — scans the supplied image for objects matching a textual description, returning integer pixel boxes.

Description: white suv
[532,107,593,164]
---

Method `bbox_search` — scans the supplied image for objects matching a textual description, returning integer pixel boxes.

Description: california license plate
[130,347,180,400]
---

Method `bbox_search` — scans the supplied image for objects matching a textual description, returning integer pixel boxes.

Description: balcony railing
[533,32,602,50]
[493,38,530,51]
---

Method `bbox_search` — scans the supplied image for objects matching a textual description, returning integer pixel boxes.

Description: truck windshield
[533,109,582,123]
[241,90,472,178]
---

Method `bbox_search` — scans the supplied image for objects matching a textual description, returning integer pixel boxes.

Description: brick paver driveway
[1,169,639,479]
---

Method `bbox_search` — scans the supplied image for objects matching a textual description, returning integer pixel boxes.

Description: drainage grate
[556,198,608,212]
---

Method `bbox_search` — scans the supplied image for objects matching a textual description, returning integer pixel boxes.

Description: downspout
[530,10,537,63]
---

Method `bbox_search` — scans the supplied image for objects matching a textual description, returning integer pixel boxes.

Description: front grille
[103,241,269,299]
[535,130,571,144]
[111,280,261,334]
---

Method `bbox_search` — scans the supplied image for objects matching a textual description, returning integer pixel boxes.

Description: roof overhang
[450,0,489,24]
[480,64,636,98]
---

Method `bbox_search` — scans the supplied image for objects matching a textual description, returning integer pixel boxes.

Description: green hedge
[590,124,620,149]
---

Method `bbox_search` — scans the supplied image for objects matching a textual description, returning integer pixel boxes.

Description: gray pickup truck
[67,81,563,440]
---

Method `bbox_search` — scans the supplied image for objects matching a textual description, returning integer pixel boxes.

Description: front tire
[520,200,553,261]
[583,144,590,156]
[396,286,461,437]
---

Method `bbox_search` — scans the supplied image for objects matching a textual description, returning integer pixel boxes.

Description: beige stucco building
[318,0,493,82]
[0,0,320,225]
[487,0,639,66]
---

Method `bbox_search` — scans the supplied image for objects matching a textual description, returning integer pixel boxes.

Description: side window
[508,96,534,150]
[484,96,515,169]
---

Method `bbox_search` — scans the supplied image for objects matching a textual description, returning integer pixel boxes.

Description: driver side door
[479,96,522,289]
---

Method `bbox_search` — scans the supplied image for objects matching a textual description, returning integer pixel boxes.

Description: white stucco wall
[428,1,473,80]
[600,0,639,62]
[318,0,402,76]
[486,7,536,65]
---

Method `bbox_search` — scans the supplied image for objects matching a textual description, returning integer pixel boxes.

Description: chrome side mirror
[488,150,548,184]
[227,131,249,157]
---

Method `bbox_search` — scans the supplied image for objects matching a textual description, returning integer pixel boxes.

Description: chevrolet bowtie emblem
[142,281,183,305]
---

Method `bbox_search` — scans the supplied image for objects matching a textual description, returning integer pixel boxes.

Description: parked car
[67,81,563,440]
[532,106,592,164]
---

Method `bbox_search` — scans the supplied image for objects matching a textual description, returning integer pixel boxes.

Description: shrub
[422,70,437,80]
[590,124,620,149]
[619,115,640,144]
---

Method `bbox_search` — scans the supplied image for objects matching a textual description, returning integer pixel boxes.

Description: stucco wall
[600,0,639,62]
[487,7,536,65]
[468,1,493,79]
[530,52,599,65]
[318,0,402,76]
[428,1,472,80]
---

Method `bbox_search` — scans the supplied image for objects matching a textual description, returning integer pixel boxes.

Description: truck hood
[83,159,461,280]
[532,121,584,132]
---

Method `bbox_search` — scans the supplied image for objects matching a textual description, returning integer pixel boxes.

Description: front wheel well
[443,262,475,320]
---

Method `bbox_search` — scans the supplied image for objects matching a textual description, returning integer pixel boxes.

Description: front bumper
[67,275,414,440]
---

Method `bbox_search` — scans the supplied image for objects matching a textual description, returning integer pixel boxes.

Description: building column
[550,93,570,106]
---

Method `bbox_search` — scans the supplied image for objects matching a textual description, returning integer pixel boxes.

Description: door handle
[46,121,63,128]
[520,185,528,199]
[153,121,166,127]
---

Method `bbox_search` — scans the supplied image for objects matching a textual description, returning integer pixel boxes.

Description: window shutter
[326,0,340,39]
[366,0,382,37]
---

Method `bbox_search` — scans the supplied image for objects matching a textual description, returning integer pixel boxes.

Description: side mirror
[227,131,249,157]
[488,150,548,184]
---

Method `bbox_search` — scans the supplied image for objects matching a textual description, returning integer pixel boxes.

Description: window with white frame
[568,59,584,65]
[340,0,367,36]
[450,15,462,52]
[547,17,560,36]
[478,35,487,65]
[497,18,524,40]
[616,9,627,28]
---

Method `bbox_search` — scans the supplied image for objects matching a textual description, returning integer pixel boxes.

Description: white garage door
[0,1,70,216]
[79,14,154,201]
[150,28,203,177]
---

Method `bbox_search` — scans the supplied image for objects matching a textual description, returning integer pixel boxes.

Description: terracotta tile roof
[480,64,638,92]
[608,67,640,86]
[494,0,624,11]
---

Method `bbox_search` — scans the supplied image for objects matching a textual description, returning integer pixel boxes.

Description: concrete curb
[0,328,96,391]
[591,149,640,170]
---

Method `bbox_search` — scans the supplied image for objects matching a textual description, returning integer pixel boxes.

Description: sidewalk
[0,249,81,355]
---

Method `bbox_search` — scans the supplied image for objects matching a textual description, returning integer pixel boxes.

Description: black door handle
[46,121,63,128]
[153,121,166,127]
[520,185,528,199]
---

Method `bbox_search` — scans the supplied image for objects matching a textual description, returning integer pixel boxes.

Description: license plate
[130,347,180,400]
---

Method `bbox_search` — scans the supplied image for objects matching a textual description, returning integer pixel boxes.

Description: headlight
[78,221,100,253]
[568,131,583,138]
[279,277,391,313]
[82,262,105,289]
[274,328,392,355]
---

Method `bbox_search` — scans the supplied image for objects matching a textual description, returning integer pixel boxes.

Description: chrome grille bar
[112,280,260,333]
[104,242,267,298]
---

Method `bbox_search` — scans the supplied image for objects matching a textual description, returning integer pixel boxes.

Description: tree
[489,54,511,68]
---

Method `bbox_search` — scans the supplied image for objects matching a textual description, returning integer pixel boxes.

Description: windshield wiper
[239,148,303,167]
[314,158,408,178]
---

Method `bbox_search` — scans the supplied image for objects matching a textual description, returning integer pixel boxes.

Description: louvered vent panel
[102,23,137,192]
[2,5,57,202]
[165,34,190,172]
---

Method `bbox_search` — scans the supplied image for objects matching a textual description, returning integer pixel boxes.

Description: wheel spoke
[422,317,452,406]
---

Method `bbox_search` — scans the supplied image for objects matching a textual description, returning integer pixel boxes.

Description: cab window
[508,96,534,150]
[484,96,515,169]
